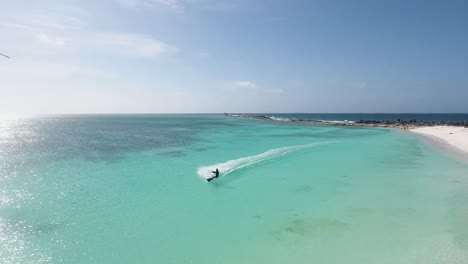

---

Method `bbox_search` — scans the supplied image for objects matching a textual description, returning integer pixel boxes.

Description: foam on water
[268,116,291,122]
[197,142,329,179]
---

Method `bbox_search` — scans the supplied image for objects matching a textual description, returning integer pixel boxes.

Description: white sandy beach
[411,126,468,154]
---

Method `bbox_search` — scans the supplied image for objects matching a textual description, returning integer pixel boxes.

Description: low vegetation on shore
[225,114,468,129]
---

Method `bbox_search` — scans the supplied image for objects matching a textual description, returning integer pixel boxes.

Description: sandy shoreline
[410,126,468,154]
[408,126,468,163]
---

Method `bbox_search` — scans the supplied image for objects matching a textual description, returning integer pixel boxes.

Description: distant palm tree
[0,53,10,59]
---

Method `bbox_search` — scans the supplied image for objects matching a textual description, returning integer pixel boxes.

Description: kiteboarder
[207,168,219,182]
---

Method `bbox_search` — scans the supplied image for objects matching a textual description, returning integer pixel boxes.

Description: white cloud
[148,0,184,10]
[34,31,176,59]
[0,8,86,31]
[83,32,177,59]
[184,0,237,12]
[234,81,258,89]
[117,0,184,11]
[118,0,239,13]
[227,81,283,94]
[1,5,177,59]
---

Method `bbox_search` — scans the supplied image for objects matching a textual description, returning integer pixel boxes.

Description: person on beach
[207,168,219,182]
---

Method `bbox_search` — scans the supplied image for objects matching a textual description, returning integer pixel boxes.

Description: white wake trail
[197,142,330,180]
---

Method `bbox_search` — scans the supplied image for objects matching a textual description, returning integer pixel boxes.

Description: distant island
[225,113,468,129]
[225,113,468,156]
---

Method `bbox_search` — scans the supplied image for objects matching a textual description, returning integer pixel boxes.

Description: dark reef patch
[0,115,239,164]
[157,150,186,158]
[281,218,349,236]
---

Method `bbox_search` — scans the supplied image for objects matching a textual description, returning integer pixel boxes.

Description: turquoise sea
[1,114,468,263]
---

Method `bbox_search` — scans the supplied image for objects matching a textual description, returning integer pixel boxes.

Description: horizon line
[2,112,468,116]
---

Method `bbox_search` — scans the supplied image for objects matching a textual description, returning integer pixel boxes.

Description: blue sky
[1,0,467,114]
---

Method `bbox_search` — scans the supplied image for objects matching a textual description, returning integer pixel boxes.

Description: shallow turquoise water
[1,115,468,263]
